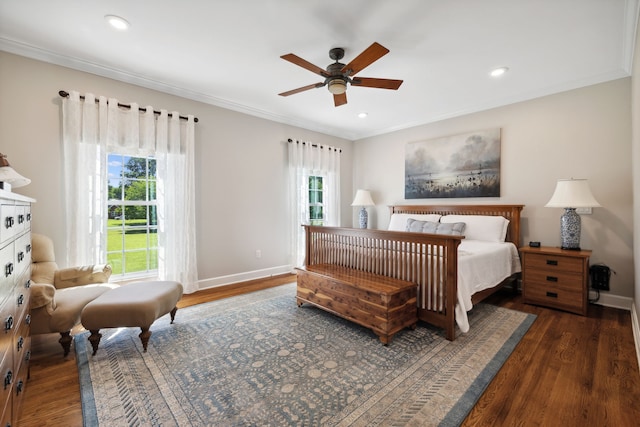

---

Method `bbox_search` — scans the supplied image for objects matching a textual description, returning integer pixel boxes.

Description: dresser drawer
[14,233,31,281]
[0,244,13,305]
[14,273,30,327]
[13,335,29,421]
[0,396,10,427]
[14,311,30,367]
[0,352,12,421]
[0,297,14,361]
[0,204,16,246]
[524,252,584,274]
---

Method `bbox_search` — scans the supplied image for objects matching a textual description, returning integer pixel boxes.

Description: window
[308,175,325,225]
[107,154,158,277]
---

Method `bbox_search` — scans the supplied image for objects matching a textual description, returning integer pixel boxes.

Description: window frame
[308,174,326,226]
[106,154,159,278]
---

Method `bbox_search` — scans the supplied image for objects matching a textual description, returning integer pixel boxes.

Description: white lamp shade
[545,179,600,208]
[351,189,374,206]
[0,166,30,188]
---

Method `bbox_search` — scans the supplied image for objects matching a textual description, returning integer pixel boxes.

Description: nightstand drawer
[525,269,583,291]
[524,283,583,312]
[524,253,584,274]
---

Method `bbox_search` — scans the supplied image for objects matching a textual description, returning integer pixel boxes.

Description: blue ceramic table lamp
[351,189,375,229]
[545,178,600,250]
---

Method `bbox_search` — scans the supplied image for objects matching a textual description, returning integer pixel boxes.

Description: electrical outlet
[255,250,261,258]
[576,207,592,215]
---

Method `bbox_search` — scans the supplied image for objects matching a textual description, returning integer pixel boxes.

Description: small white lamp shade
[351,190,375,207]
[545,178,599,250]
[351,190,375,229]
[0,154,30,188]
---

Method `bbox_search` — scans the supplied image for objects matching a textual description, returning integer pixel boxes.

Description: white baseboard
[196,265,295,290]
[632,302,640,376]
[588,290,634,311]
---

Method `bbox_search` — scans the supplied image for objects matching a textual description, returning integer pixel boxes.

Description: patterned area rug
[76,283,535,426]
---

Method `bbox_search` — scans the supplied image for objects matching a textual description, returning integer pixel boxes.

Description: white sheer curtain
[287,140,341,267]
[62,91,199,293]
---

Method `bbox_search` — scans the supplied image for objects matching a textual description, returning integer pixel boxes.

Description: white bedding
[454,240,521,332]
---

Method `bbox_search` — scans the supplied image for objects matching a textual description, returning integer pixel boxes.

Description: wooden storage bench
[295,264,418,344]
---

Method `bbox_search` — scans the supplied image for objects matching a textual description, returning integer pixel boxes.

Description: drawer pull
[546,291,558,298]
[17,214,24,224]
[4,262,13,277]
[17,251,24,262]
[4,370,12,389]
[15,379,23,395]
[26,212,31,221]
[17,336,23,351]
[25,350,31,362]
[25,314,31,325]
[5,315,13,331]
[4,216,14,229]
[546,259,558,266]
[17,294,24,306]
[26,244,31,253]
[546,276,558,282]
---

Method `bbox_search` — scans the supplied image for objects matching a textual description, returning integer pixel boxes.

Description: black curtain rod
[288,138,341,153]
[58,90,199,123]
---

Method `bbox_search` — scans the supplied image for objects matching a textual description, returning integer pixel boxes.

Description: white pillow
[440,215,509,242]
[388,213,442,231]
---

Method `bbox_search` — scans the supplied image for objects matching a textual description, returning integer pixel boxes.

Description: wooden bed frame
[301,204,524,340]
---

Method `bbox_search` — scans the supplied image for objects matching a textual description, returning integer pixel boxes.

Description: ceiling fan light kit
[328,79,347,95]
[279,42,403,107]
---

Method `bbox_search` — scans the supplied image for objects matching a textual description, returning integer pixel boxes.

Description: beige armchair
[30,233,118,356]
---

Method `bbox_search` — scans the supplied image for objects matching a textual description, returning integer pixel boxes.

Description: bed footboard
[303,225,462,340]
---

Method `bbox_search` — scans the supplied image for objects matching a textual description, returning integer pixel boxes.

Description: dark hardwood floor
[18,275,640,426]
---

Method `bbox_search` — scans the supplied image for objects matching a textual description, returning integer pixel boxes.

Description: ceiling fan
[278,42,403,107]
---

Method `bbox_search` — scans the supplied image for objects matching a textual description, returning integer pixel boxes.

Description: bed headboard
[389,204,524,248]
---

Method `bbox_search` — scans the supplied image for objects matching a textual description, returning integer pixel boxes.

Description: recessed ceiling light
[490,67,509,77]
[357,112,368,119]
[105,15,130,31]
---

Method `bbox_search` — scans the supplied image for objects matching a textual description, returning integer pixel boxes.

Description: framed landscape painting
[405,128,501,199]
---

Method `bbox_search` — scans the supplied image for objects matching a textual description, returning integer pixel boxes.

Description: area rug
[76,283,535,426]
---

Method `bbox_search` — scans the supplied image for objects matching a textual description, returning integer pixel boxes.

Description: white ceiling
[0,0,638,140]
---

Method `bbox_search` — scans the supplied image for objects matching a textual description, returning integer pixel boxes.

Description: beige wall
[353,78,634,303]
[0,51,353,287]
[0,50,634,304]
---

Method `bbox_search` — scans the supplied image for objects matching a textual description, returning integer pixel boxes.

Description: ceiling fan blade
[340,42,389,76]
[351,77,403,90]
[333,92,347,107]
[278,83,324,97]
[280,54,330,77]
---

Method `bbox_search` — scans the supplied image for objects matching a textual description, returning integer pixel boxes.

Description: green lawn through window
[107,219,158,275]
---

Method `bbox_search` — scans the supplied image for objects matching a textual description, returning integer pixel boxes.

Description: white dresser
[0,189,34,426]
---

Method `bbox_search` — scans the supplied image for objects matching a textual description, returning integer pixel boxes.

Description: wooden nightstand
[519,246,591,316]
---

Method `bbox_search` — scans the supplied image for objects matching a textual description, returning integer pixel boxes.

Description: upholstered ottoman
[80,280,183,355]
